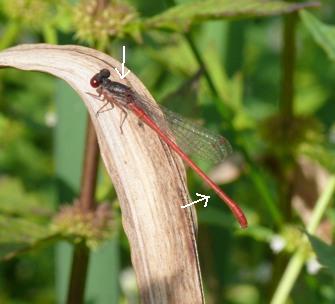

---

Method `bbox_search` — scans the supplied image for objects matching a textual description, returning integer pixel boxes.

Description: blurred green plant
[1,0,335,303]
[307,232,335,276]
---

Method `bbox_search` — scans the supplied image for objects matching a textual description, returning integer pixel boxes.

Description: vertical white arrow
[115,45,130,79]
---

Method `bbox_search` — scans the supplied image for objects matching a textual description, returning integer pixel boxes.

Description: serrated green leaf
[0,177,54,218]
[0,215,49,244]
[306,233,335,276]
[300,10,335,62]
[0,214,59,260]
[145,0,319,32]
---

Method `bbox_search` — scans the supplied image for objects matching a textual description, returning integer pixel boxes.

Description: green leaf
[307,233,335,276]
[0,215,58,260]
[0,215,49,244]
[198,207,233,228]
[300,10,335,62]
[295,75,328,115]
[299,143,335,174]
[0,177,54,218]
[238,225,274,242]
[145,0,319,32]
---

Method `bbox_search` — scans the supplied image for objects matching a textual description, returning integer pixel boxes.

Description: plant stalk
[270,176,335,304]
[280,12,297,119]
[267,11,298,298]
[280,12,297,222]
[66,243,90,304]
[79,119,100,211]
[66,119,100,304]
[185,34,219,98]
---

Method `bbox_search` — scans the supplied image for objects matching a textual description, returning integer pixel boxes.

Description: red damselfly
[87,69,248,228]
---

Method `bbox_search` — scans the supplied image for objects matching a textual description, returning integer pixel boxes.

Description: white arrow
[114,45,130,79]
[181,193,210,208]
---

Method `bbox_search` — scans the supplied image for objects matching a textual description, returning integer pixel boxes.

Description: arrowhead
[196,193,210,207]
[114,67,122,78]
[114,67,130,79]
[180,193,210,209]
[195,193,210,200]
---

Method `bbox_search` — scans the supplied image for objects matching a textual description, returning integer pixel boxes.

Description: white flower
[45,111,58,127]
[270,235,286,253]
[120,267,138,297]
[306,257,323,275]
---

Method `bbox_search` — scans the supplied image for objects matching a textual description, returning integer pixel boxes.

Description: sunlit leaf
[300,10,335,62]
[0,177,54,218]
[299,143,335,174]
[238,225,274,242]
[295,89,327,115]
[306,233,335,276]
[0,215,58,260]
[72,0,141,45]
[146,0,319,32]
[0,216,49,244]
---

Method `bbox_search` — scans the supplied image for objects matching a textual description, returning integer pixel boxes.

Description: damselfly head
[99,69,110,78]
[90,69,111,88]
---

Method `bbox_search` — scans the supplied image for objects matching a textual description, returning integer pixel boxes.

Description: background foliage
[0,0,335,303]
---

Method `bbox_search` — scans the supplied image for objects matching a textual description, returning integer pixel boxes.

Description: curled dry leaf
[292,156,332,243]
[0,44,203,303]
[209,153,244,184]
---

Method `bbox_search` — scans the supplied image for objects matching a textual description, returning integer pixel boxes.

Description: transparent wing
[125,91,233,165]
[161,107,232,164]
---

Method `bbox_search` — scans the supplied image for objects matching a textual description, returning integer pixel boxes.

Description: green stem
[305,177,335,234]
[0,21,20,50]
[280,12,296,119]
[185,34,219,98]
[164,1,219,100]
[42,24,58,45]
[280,11,298,223]
[267,11,298,297]
[249,167,283,226]
[270,176,335,304]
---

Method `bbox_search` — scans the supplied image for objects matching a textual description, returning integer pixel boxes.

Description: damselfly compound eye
[90,77,100,88]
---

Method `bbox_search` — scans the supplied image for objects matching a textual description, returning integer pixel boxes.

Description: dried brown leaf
[0,44,203,303]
